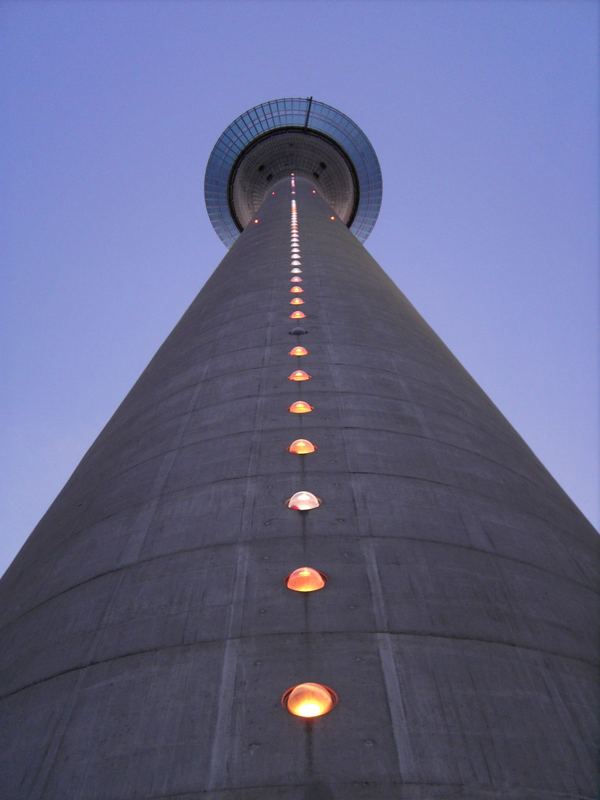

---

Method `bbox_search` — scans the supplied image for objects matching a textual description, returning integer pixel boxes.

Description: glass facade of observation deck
[204,97,382,247]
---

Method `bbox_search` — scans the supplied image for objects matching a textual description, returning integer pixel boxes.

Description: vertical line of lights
[282,174,336,719]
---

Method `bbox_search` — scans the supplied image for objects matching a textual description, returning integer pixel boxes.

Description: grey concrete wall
[0,176,598,800]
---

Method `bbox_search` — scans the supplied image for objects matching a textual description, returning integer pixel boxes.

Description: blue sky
[1,0,598,574]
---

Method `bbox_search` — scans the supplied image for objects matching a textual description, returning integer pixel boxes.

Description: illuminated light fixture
[283,683,336,718]
[288,439,317,455]
[287,491,321,511]
[289,346,308,356]
[254,218,260,224]
[290,267,302,274]
[330,216,335,221]
[288,369,311,382]
[291,260,302,266]
[290,310,306,319]
[290,298,304,305]
[272,191,276,196]
[286,567,326,592]
[289,400,313,414]
[290,286,303,294]
[312,189,316,194]
[290,277,302,283]
[291,191,296,195]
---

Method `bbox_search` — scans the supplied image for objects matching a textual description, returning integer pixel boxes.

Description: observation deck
[204,97,382,247]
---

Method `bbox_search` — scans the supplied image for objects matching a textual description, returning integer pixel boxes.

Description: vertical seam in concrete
[316,225,419,783]
[206,242,275,791]
[27,312,226,800]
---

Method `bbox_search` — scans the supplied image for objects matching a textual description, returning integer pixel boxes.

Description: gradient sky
[1,0,598,575]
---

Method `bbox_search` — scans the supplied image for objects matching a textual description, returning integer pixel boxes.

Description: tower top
[204,97,382,247]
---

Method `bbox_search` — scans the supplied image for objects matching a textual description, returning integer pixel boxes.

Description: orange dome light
[290,286,303,294]
[290,298,304,306]
[290,310,306,319]
[289,401,313,414]
[287,491,320,511]
[283,683,336,718]
[286,566,326,592]
[289,346,308,356]
[289,439,317,455]
[288,370,311,382]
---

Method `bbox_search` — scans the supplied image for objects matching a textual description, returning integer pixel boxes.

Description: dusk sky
[2,0,598,575]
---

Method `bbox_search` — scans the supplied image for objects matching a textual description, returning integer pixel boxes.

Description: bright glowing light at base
[289,401,313,414]
[286,567,326,592]
[284,683,336,718]
[288,439,317,455]
[288,370,311,382]
[287,491,321,511]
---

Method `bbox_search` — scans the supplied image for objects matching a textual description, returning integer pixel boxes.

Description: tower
[1,97,597,799]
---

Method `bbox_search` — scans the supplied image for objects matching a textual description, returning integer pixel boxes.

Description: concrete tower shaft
[1,172,597,800]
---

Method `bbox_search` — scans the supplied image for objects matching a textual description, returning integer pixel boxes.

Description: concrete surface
[0,176,597,799]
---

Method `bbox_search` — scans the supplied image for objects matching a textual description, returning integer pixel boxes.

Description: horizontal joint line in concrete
[4,529,596,634]
[2,630,595,703]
